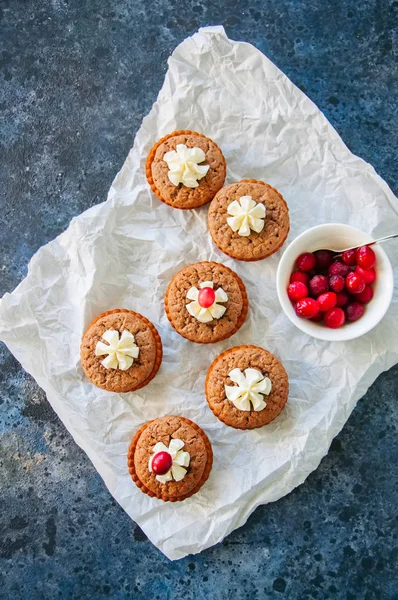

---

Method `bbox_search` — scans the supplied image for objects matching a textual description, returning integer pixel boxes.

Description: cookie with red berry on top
[128,416,213,502]
[165,261,248,343]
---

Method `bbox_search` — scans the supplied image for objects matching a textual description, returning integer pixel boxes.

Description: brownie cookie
[128,416,213,502]
[205,345,289,429]
[208,180,290,261]
[165,261,248,344]
[146,130,226,209]
[80,309,162,393]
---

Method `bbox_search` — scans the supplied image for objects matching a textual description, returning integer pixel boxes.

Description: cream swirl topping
[95,329,139,370]
[148,439,190,483]
[225,368,272,411]
[163,144,210,188]
[227,196,266,236]
[186,281,228,323]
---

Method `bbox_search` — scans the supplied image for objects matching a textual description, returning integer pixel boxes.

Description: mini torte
[205,345,289,429]
[165,261,248,343]
[128,416,213,502]
[208,179,290,261]
[80,309,162,393]
[146,130,226,209]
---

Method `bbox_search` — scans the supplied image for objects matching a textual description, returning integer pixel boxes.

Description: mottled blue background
[1,1,397,599]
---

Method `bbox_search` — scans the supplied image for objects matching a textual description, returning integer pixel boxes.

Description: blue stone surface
[1,1,397,598]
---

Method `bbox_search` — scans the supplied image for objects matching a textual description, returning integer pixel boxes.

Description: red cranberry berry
[328,261,352,277]
[198,287,216,308]
[287,282,309,302]
[324,307,346,329]
[290,271,311,285]
[329,274,345,293]
[317,292,337,312]
[336,291,349,307]
[296,252,316,272]
[354,285,374,304]
[345,272,366,294]
[356,245,376,269]
[355,265,376,284]
[311,313,323,322]
[295,298,320,319]
[309,274,329,297]
[314,250,334,271]
[151,451,172,475]
[341,249,357,265]
[345,301,365,322]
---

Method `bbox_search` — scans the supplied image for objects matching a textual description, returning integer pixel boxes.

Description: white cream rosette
[164,144,209,188]
[186,281,228,323]
[95,329,139,370]
[148,439,190,483]
[225,368,272,411]
[227,196,266,236]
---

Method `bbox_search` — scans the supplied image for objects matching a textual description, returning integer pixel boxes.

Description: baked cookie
[205,345,288,429]
[80,309,162,393]
[208,180,290,261]
[146,130,226,209]
[165,261,248,344]
[128,416,213,502]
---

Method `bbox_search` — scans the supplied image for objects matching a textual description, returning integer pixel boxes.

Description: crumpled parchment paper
[1,26,397,560]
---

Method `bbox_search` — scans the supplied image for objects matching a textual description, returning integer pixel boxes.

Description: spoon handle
[367,233,398,246]
[336,232,398,254]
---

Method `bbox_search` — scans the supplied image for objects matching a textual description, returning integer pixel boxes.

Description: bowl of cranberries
[276,224,393,341]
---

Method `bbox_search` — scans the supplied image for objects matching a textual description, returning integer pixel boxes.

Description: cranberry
[290,271,311,285]
[355,265,376,284]
[324,307,346,329]
[295,297,320,319]
[151,451,172,475]
[345,272,366,294]
[354,285,374,304]
[345,301,365,322]
[296,252,316,272]
[309,274,329,297]
[356,245,376,269]
[311,313,323,322]
[336,291,349,307]
[317,292,337,312]
[341,249,357,265]
[314,249,334,271]
[198,286,216,308]
[287,282,309,302]
[328,261,352,277]
[329,274,345,293]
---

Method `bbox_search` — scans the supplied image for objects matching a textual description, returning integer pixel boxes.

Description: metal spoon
[327,232,398,255]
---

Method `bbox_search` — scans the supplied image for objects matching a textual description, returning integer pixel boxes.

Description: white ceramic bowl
[276,223,394,341]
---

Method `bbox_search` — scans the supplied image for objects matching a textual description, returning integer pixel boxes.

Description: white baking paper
[1,26,398,560]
